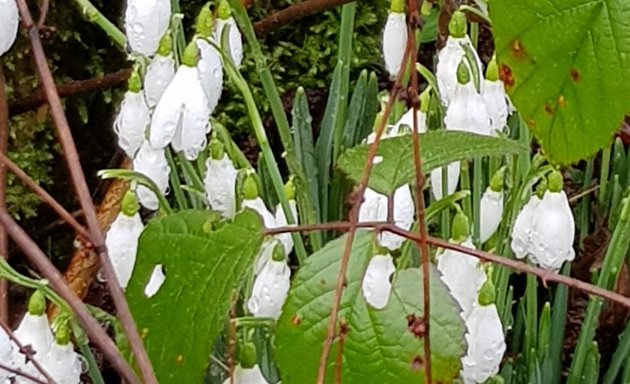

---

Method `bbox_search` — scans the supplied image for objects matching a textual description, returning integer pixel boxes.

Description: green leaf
[490,0,630,164]
[126,209,264,384]
[275,232,466,384]
[337,130,528,195]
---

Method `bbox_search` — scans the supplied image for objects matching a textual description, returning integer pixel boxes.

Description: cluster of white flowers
[0,0,18,57]
[1,292,82,384]
[511,170,575,270]
[437,213,506,383]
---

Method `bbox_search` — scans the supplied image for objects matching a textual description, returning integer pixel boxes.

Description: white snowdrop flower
[0,326,14,382]
[393,107,427,134]
[215,0,243,67]
[358,186,414,250]
[529,189,575,270]
[437,236,486,318]
[133,141,170,210]
[361,254,396,309]
[114,71,150,158]
[197,38,224,113]
[13,292,53,381]
[149,42,211,160]
[382,2,407,80]
[0,0,18,57]
[222,364,269,384]
[144,55,175,108]
[430,161,460,200]
[41,342,82,384]
[479,169,504,244]
[482,79,509,136]
[144,264,166,298]
[205,154,238,218]
[243,197,276,229]
[461,304,506,383]
[105,191,144,289]
[248,243,291,320]
[444,81,492,136]
[124,0,171,57]
[511,194,541,260]
[272,200,299,256]
[436,11,483,106]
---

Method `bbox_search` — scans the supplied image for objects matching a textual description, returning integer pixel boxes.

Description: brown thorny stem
[266,222,630,308]
[13,1,156,383]
[0,319,54,383]
[315,31,416,383]
[0,69,9,325]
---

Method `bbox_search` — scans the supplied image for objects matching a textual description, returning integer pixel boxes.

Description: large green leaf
[337,130,527,195]
[490,0,630,164]
[275,232,466,384]
[126,210,264,383]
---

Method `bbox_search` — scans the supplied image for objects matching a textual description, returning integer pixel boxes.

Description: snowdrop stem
[164,150,189,209]
[470,21,479,49]
[70,0,126,47]
[460,160,473,218]
[98,169,174,214]
[472,156,483,247]
[178,153,206,206]
[0,257,68,310]
[217,39,308,264]
[524,274,538,365]
[440,166,451,238]
[578,158,595,243]
[599,144,612,212]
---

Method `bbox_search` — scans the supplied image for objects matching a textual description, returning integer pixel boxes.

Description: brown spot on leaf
[410,355,424,371]
[544,103,555,116]
[527,118,537,130]
[291,315,302,326]
[406,314,426,338]
[570,68,581,82]
[558,95,567,108]
[510,39,527,59]
[499,64,515,88]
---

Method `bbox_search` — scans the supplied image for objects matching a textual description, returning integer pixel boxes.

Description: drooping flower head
[204,136,238,218]
[215,0,243,68]
[361,253,396,309]
[133,140,171,210]
[479,168,505,243]
[444,60,492,136]
[114,67,150,158]
[358,186,415,250]
[482,55,510,136]
[40,319,82,384]
[124,0,171,57]
[0,0,18,57]
[144,34,176,108]
[381,0,408,80]
[195,4,224,112]
[248,241,291,320]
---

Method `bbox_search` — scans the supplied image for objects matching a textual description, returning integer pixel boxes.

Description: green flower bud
[485,375,505,384]
[182,41,200,67]
[121,190,139,217]
[209,136,225,160]
[535,179,548,199]
[55,319,71,345]
[271,241,286,262]
[448,10,467,38]
[157,33,173,57]
[239,341,257,369]
[420,1,433,17]
[456,59,471,85]
[195,3,215,37]
[284,178,296,201]
[489,167,505,193]
[451,209,470,243]
[217,0,231,20]
[486,54,499,81]
[390,0,405,13]
[547,169,563,193]
[242,173,259,200]
[128,67,142,94]
[28,290,46,316]
[478,277,496,306]
[419,86,431,113]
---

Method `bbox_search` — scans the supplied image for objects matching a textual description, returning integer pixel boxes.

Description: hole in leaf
[144,264,166,298]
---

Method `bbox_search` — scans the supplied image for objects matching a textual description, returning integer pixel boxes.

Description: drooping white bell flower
[0,0,18,57]
[481,55,510,136]
[114,70,150,158]
[393,106,427,134]
[242,197,276,229]
[204,151,238,218]
[436,11,483,106]
[133,141,170,210]
[272,199,298,256]
[124,0,171,57]
[461,303,506,383]
[144,35,176,108]
[12,292,53,381]
[382,0,407,80]
[358,186,414,250]
[197,38,224,113]
[105,191,144,289]
[0,326,14,381]
[511,194,541,260]
[361,254,396,309]
[222,364,269,384]
[430,161,460,201]
[215,0,243,67]
[444,66,492,136]
[40,323,82,384]
[479,169,505,244]
[149,42,211,160]
[248,241,291,320]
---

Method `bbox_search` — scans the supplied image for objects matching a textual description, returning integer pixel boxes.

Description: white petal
[170,67,211,160]
[124,0,171,56]
[105,212,144,289]
[114,91,150,158]
[430,161,460,200]
[394,108,427,134]
[149,68,186,149]
[379,186,414,250]
[461,304,506,384]
[361,254,396,309]
[436,35,483,106]
[41,342,82,384]
[382,12,407,80]
[479,188,503,243]
[0,0,18,57]
[215,18,243,67]
[437,239,486,317]
[144,54,176,108]
[444,82,492,136]
[529,191,575,270]
[243,197,276,229]
[247,259,291,319]
[482,79,509,136]
[204,154,238,218]
[13,314,53,378]
[222,364,269,384]
[144,264,166,297]
[133,141,170,210]
[358,188,387,223]
[197,39,224,113]
[510,195,541,260]
[273,200,298,255]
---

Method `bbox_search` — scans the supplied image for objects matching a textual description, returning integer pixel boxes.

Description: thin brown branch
[15,2,157,383]
[0,152,91,241]
[37,0,50,27]
[253,0,355,36]
[0,211,140,384]
[8,69,132,116]
[407,1,432,381]
[316,28,413,384]
[0,318,55,383]
[0,68,9,325]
